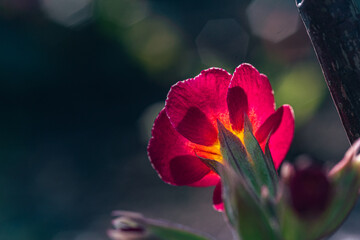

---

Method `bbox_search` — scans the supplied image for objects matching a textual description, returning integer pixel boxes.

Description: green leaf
[217,120,260,195]
[243,116,277,197]
[109,211,215,240]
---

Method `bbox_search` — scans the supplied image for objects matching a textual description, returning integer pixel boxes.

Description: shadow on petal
[170,155,211,185]
[255,106,284,144]
[177,107,218,146]
[227,86,249,132]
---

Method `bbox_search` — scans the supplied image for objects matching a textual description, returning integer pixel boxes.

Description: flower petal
[229,64,275,131]
[255,106,284,144]
[189,171,220,187]
[212,181,224,211]
[227,86,249,131]
[267,105,295,169]
[176,107,218,146]
[170,155,211,185]
[148,109,217,186]
[166,68,232,146]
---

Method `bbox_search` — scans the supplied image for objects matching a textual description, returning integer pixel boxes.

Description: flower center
[190,121,246,164]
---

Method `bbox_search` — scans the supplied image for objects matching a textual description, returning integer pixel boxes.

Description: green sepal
[195,153,222,175]
[264,139,279,188]
[220,165,280,240]
[217,120,260,195]
[243,116,278,197]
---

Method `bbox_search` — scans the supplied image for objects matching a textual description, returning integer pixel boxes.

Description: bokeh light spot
[97,0,149,28]
[122,16,183,75]
[246,0,299,43]
[274,63,327,126]
[40,0,93,27]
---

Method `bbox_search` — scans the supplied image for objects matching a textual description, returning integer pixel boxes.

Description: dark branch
[297,0,360,143]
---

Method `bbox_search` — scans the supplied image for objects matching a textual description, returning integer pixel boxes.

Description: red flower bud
[288,162,332,218]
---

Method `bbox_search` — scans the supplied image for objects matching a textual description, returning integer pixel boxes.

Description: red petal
[170,155,211,185]
[255,107,284,144]
[227,86,249,131]
[229,64,275,131]
[267,105,295,169]
[166,68,232,146]
[148,109,217,186]
[176,107,218,146]
[189,171,220,187]
[212,181,224,211]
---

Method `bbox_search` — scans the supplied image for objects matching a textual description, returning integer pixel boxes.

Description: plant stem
[297,0,360,143]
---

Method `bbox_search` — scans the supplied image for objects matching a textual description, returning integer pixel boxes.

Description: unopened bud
[288,163,332,218]
[279,142,360,240]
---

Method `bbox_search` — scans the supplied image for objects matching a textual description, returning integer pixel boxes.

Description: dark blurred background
[0,0,358,239]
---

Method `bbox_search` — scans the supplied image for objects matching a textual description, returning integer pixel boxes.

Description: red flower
[148,64,294,211]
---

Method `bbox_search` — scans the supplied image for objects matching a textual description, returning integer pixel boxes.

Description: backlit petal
[229,64,275,132]
[148,109,217,186]
[170,155,211,185]
[189,172,220,187]
[212,181,224,211]
[176,107,218,146]
[166,68,232,146]
[227,86,249,131]
[255,106,284,144]
[267,105,295,169]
